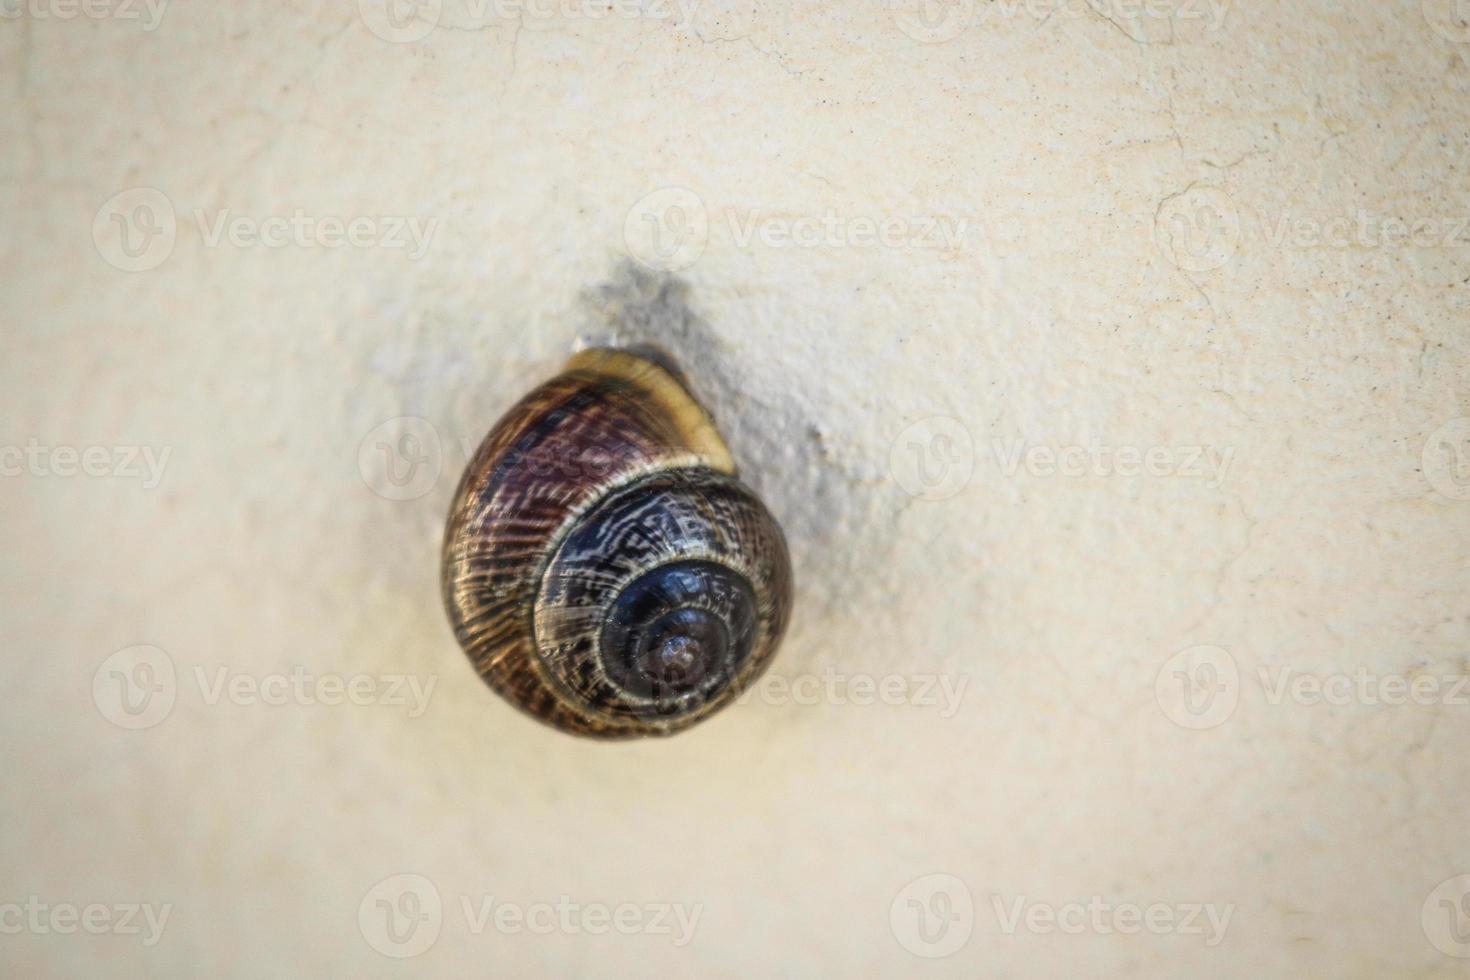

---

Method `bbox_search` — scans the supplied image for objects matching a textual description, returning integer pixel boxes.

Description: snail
[441,347,793,738]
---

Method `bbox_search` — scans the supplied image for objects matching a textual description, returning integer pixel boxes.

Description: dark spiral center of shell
[600,560,757,701]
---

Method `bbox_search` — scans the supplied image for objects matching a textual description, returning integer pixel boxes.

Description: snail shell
[441,348,793,738]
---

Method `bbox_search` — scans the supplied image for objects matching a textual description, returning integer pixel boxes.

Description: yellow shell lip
[565,346,736,475]
[591,343,690,390]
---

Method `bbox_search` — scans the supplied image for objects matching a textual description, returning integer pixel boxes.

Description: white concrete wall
[4,1,1470,976]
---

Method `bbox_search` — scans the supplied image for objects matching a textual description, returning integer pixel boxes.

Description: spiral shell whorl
[441,349,792,738]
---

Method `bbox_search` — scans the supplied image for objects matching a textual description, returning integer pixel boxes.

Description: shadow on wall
[574,262,908,654]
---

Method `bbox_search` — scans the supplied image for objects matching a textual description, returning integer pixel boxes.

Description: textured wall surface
[4,1,1470,976]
